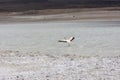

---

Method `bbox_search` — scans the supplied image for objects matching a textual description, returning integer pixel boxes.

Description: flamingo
[58,37,75,46]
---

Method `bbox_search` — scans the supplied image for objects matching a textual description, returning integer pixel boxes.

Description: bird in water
[58,37,75,46]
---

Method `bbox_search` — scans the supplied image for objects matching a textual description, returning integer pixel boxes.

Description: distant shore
[0,7,120,23]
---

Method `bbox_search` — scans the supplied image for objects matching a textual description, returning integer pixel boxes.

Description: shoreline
[0,7,120,23]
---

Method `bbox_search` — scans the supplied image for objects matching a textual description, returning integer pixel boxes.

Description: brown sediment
[0,7,120,23]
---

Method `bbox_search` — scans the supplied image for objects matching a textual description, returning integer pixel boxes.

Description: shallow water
[0,21,120,56]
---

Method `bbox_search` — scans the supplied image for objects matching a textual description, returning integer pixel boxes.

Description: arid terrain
[0,7,120,23]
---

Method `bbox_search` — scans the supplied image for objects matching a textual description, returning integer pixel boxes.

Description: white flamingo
[58,37,75,46]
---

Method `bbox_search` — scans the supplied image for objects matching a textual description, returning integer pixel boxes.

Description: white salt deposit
[0,51,120,80]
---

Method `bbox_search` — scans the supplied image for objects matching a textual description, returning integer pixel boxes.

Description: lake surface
[0,21,120,56]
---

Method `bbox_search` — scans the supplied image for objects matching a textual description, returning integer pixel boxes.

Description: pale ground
[0,50,120,80]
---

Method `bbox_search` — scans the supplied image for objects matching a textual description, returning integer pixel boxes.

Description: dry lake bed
[0,21,120,80]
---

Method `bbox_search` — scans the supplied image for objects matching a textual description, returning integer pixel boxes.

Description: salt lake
[0,21,120,56]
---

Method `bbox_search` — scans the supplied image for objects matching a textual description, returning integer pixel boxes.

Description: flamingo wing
[58,40,67,43]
